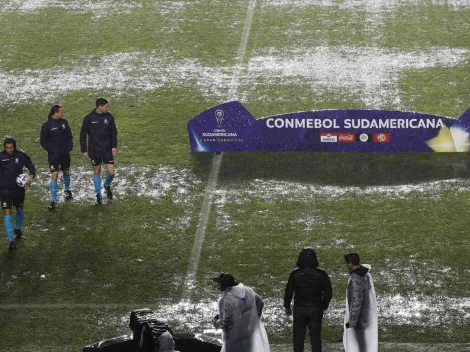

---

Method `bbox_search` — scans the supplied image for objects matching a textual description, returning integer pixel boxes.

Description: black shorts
[90,155,114,166]
[49,154,71,173]
[1,195,25,210]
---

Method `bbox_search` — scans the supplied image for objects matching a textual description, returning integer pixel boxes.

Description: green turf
[0,0,469,350]
[380,5,470,49]
[0,88,219,167]
[0,1,248,70]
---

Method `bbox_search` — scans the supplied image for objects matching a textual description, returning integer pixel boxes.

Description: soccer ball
[16,174,28,187]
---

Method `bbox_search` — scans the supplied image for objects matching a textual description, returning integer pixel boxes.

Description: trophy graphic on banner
[215,109,224,128]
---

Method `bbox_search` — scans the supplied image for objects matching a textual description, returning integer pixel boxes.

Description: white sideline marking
[181,153,222,300]
[181,0,257,301]
[228,0,257,101]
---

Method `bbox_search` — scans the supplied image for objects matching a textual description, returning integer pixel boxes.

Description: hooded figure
[212,273,270,352]
[343,253,378,352]
[284,247,332,352]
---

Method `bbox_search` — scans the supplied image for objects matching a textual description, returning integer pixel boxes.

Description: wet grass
[380,4,470,49]
[0,88,218,168]
[196,166,470,298]
[193,172,470,343]
[0,1,248,70]
[0,0,469,350]
[0,195,201,304]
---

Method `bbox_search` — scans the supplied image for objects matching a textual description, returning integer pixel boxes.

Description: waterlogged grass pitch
[0,0,469,351]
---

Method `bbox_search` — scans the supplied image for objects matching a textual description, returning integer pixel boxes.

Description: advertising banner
[187,101,470,152]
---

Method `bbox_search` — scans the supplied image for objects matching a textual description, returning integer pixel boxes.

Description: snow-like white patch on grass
[213,178,470,205]
[149,293,470,335]
[263,0,470,49]
[0,0,197,15]
[245,46,468,107]
[375,260,457,292]
[0,46,466,108]
[0,0,143,19]
[156,1,189,16]
[266,0,470,9]
[0,51,232,105]
[31,165,202,206]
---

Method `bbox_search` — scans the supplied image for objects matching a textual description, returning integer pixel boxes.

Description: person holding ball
[0,136,35,250]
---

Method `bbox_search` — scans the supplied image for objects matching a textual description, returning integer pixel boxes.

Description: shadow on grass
[189,152,470,186]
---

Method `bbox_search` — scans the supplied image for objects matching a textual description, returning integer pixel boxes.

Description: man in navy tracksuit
[40,105,73,210]
[80,98,118,204]
[0,137,36,250]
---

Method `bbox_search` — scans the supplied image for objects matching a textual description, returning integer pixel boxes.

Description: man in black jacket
[80,98,118,204]
[0,137,36,250]
[40,105,73,210]
[284,247,332,352]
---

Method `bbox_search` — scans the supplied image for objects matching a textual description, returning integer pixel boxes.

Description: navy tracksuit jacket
[0,149,36,196]
[40,115,73,159]
[80,109,118,158]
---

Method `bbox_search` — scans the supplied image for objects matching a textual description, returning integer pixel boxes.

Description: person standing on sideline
[212,272,270,352]
[80,98,118,204]
[0,137,36,250]
[343,252,378,352]
[284,247,332,352]
[40,105,73,210]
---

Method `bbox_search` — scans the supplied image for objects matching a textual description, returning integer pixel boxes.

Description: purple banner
[187,101,470,152]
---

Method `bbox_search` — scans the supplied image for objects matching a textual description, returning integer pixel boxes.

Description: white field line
[181,153,222,300]
[181,0,257,301]
[228,0,257,101]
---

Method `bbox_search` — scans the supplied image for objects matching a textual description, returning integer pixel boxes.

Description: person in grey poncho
[343,252,378,352]
[212,273,270,352]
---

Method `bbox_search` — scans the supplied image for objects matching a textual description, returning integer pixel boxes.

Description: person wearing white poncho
[343,253,378,352]
[212,273,270,352]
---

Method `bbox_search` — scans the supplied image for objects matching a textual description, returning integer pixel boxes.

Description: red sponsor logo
[373,133,391,142]
[338,133,355,142]
[320,133,338,142]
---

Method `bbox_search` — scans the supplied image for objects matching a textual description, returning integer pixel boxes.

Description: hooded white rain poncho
[213,283,270,352]
[343,264,378,352]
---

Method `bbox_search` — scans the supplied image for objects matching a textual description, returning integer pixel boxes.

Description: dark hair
[297,247,319,268]
[96,98,108,107]
[50,105,62,116]
[4,136,16,148]
[212,273,238,290]
[344,252,360,266]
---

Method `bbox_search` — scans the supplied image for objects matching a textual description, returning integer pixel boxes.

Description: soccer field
[0,1,469,351]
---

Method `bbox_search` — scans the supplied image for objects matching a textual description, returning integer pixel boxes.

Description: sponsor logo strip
[373,133,391,142]
[338,133,355,143]
[320,133,338,142]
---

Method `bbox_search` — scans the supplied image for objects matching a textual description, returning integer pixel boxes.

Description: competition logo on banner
[187,101,470,152]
